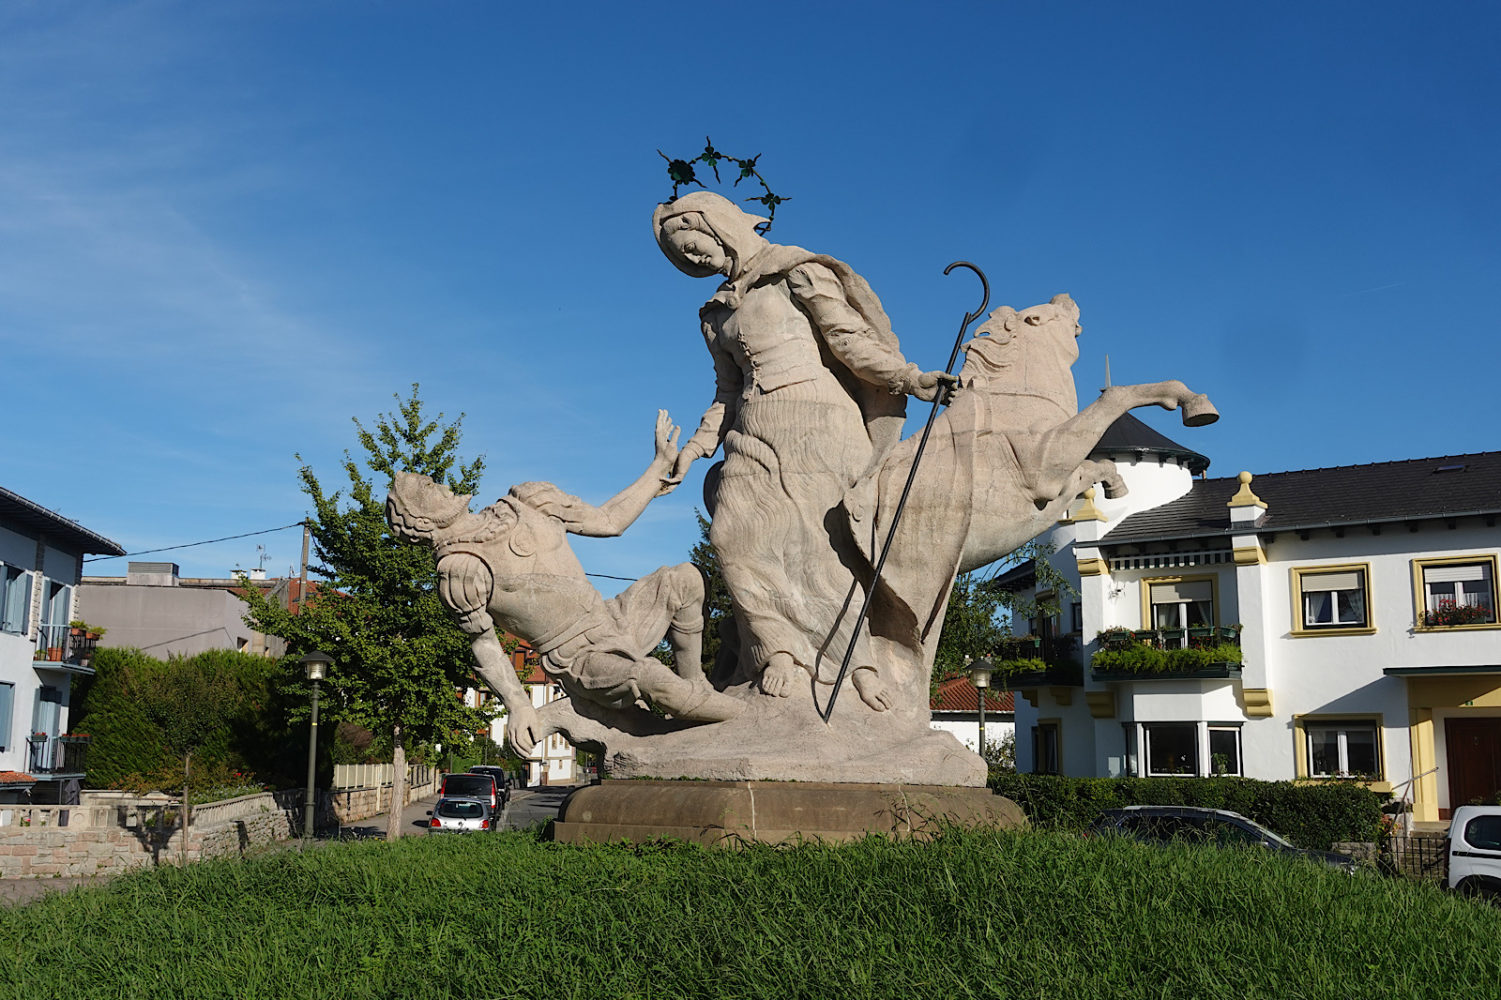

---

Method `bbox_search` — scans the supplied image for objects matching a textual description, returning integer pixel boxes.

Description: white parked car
[1446,804,1501,900]
[426,797,497,834]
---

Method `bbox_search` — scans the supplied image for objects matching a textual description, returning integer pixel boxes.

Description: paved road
[336,782,581,840]
[503,783,580,831]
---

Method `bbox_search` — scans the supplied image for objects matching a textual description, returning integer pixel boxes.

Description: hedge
[72,647,305,791]
[989,772,1384,850]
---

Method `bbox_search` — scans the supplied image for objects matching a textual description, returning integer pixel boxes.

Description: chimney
[127,562,180,587]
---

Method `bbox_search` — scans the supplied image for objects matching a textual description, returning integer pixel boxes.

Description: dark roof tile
[1103,451,1501,545]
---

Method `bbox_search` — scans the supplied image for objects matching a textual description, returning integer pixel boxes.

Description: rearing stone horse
[843,292,1217,648]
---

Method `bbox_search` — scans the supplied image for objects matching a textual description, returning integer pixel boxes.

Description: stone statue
[385,410,741,753]
[386,195,1218,790]
[654,191,953,712]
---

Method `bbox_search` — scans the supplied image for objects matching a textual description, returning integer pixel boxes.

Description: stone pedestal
[552,779,1026,847]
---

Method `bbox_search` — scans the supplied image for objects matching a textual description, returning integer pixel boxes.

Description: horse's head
[960,293,1081,417]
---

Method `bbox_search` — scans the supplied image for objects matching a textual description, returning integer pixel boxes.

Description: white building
[1009,416,1501,826]
[468,638,577,787]
[0,486,124,804]
[930,676,1015,757]
[78,561,290,658]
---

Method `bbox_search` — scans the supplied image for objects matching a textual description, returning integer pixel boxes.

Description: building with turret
[1006,416,1501,827]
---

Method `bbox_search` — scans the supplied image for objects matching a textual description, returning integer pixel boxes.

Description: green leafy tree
[689,510,734,680]
[932,571,1009,682]
[238,384,493,841]
[932,540,1078,685]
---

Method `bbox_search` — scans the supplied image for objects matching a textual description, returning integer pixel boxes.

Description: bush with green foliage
[989,773,1384,850]
[72,647,303,792]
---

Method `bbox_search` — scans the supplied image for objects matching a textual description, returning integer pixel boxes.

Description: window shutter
[2,571,31,634]
[1424,563,1491,584]
[0,683,13,753]
[1302,571,1363,592]
[1150,581,1213,603]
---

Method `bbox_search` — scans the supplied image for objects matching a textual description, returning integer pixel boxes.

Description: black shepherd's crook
[818,261,991,722]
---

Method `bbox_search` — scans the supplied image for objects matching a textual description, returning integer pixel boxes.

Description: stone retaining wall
[0,771,441,879]
[0,793,298,879]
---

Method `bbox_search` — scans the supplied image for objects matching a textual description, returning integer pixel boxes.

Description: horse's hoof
[1103,479,1129,500]
[1182,394,1219,427]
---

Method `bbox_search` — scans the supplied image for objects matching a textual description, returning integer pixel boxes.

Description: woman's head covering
[653,191,770,278]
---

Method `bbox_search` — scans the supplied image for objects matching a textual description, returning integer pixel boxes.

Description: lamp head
[301,650,333,681]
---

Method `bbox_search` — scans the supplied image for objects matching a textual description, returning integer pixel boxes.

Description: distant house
[77,561,304,659]
[461,637,577,787]
[0,486,125,804]
[1005,416,1501,826]
[930,677,1015,757]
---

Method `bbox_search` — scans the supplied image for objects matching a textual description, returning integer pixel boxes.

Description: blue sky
[4,1,1497,593]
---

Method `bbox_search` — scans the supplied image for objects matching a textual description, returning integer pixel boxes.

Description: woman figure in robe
[654,192,948,711]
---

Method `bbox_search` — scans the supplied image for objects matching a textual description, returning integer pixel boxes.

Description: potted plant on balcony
[68,619,107,641]
[1423,600,1494,628]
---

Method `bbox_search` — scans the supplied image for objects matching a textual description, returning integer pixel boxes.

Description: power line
[84,522,306,562]
[86,521,646,582]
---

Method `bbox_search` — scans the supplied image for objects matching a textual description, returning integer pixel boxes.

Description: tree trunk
[386,726,407,842]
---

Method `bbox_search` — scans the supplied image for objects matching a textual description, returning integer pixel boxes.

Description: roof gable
[0,486,124,556]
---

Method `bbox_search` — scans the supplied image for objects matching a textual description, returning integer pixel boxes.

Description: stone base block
[552,779,1026,847]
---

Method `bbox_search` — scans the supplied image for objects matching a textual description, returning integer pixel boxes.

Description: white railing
[0,804,114,830]
[332,763,435,790]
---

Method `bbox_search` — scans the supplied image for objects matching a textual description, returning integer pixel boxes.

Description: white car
[426,797,497,834]
[1447,804,1501,901]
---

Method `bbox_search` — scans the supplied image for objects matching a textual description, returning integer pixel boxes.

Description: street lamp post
[300,651,333,843]
[969,656,994,760]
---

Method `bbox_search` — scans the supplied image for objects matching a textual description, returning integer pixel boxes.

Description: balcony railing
[26,734,90,776]
[1091,625,1243,678]
[989,634,1084,686]
[31,623,98,667]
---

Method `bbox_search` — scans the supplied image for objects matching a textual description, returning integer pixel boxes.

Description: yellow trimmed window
[1415,556,1498,629]
[1292,565,1370,633]
[1305,720,1381,779]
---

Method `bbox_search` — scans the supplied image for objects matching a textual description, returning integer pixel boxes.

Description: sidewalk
[334,788,442,840]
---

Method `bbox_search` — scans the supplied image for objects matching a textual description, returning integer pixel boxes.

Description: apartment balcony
[992,634,1084,687]
[26,734,90,778]
[31,623,99,673]
[1090,625,1244,681]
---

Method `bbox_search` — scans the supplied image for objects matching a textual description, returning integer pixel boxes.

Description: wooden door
[1446,718,1501,813]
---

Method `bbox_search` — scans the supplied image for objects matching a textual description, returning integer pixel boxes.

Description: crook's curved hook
[944,260,991,330]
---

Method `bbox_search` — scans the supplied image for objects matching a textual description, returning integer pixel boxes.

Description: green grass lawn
[3,828,1498,999]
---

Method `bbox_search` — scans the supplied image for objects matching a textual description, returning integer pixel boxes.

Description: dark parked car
[467,766,512,806]
[426,797,497,834]
[1087,806,1359,873]
[439,772,501,812]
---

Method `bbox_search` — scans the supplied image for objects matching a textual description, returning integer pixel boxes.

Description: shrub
[72,647,304,791]
[989,773,1383,850]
